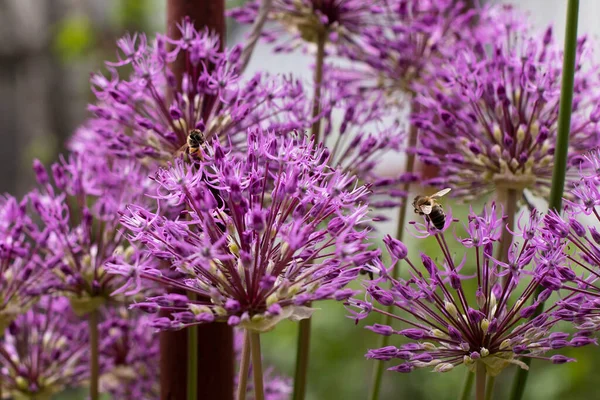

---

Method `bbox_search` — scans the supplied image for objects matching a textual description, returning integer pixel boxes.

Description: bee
[176,129,206,161]
[412,188,451,230]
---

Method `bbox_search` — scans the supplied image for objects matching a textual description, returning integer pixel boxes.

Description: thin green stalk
[476,363,486,400]
[250,332,264,400]
[485,376,496,400]
[310,31,326,142]
[368,101,419,400]
[236,331,251,400]
[187,324,198,400]
[89,309,99,400]
[458,371,475,400]
[509,1,579,400]
[292,317,311,400]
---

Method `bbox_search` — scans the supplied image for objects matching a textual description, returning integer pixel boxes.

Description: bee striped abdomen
[428,205,446,230]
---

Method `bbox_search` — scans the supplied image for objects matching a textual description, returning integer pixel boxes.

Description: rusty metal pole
[161,2,233,400]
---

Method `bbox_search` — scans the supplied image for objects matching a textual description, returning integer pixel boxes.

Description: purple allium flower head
[228,0,384,54]
[28,154,153,315]
[412,20,600,201]
[112,129,375,332]
[0,194,58,332]
[0,297,101,398]
[540,153,600,330]
[352,205,586,376]
[332,0,487,106]
[312,71,409,211]
[234,331,292,399]
[99,308,160,399]
[70,18,307,163]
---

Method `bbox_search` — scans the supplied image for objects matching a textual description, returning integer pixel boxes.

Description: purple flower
[0,297,100,398]
[412,20,600,201]
[228,0,383,53]
[351,205,587,375]
[28,154,154,315]
[332,0,488,107]
[541,154,600,331]
[99,308,160,398]
[70,18,307,164]
[111,130,375,332]
[0,194,57,331]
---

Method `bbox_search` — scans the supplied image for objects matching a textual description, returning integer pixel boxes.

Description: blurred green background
[2,0,597,399]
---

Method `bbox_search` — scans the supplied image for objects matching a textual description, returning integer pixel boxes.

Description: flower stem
[187,324,198,400]
[292,317,311,400]
[310,31,326,142]
[485,376,496,400]
[89,309,99,400]
[236,331,251,400]
[458,370,474,400]
[368,100,419,400]
[495,188,518,264]
[250,331,264,400]
[476,363,486,400]
[238,0,273,72]
[509,1,579,400]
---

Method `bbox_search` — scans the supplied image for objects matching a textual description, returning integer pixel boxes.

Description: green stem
[485,376,496,400]
[509,1,579,400]
[236,331,251,400]
[310,31,326,142]
[292,317,311,400]
[458,371,475,400]
[89,309,99,400]
[187,324,198,400]
[249,332,264,400]
[476,363,486,400]
[368,100,419,400]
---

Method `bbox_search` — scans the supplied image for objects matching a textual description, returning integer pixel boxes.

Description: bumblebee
[412,188,451,230]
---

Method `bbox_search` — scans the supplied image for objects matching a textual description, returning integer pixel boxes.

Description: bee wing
[430,188,451,199]
[419,204,433,215]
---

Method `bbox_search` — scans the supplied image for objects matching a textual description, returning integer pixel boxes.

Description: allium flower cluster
[114,129,376,332]
[29,154,151,315]
[71,19,308,163]
[539,151,600,329]
[333,0,483,106]
[0,297,99,398]
[228,0,384,53]
[316,74,409,210]
[351,205,590,375]
[99,309,160,399]
[412,24,600,201]
[0,195,57,332]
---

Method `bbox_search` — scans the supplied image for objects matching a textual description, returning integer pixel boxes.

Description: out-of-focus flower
[350,205,588,376]
[0,194,57,332]
[315,72,409,212]
[99,308,160,399]
[332,0,486,107]
[111,129,376,332]
[412,22,600,201]
[70,18,308,163]
[0,297,101,398]
[234,331,292,400]
[228,0,384,53]
[28,154,152,315]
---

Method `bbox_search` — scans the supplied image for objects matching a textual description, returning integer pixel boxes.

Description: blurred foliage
[52,15,95,62]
